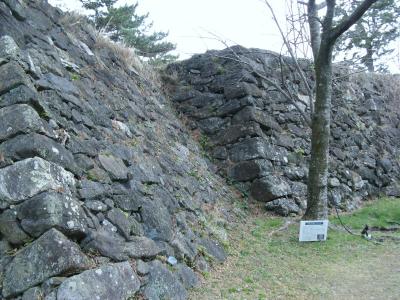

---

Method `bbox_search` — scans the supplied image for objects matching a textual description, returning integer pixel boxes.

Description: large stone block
[265,199,300,216]
[250,176,292,202]
[0,35,20,60]
[78,179,109,199]
[36,73,78,95]
[81,229,128,261]
[0,85,38,108]
[124,236,162,258]
[232,106,282,132]
[16,191,88,238]
[228,137,268,162]
[0,62,29,95]
[228,159,273,182]
[141,199,174,242]
[0,104,43,142]
[0,208,31,245]
[0,157,75,205]
[185,92,220,108]
[174,263,200,289]
[214,99,244,117]
[57,262,140,300]
[224,82,262,99]
[3,0,26,21]
[2,229,90,298]
[198,238,227,263]
[0,133,78,173]
[98,154,129,181]
[198,117,226,135]
[170,232,198,262]
[106,208,136,239]
[143,260,187,300]
[212,122,263,146]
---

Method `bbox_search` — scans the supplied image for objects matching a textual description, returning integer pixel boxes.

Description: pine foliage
[80,0,177,65]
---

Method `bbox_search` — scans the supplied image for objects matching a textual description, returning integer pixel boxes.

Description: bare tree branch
[307,0,322,59]
[213,52,312,126]
[203,28,312,126]
[263,0,314,116]
[331,0,379,41]
[323,0,336,31]
[298,0,327,10]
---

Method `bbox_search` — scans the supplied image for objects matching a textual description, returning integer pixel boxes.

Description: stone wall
[166,46,400,216]
[0,1,237,299]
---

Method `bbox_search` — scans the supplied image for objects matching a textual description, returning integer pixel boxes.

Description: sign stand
[299,220,329,242]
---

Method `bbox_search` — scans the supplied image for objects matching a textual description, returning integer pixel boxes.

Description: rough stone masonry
[0,1,235,299]
[166,46,400,216]
[0,0,399,299]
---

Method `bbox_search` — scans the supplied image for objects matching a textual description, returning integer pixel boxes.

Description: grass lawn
[190,198,400,300]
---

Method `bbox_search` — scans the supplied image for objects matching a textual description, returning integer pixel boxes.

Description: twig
[298,1,327,10]
[263,0,315,117]
[214,53,312,126]
[204,31,312,126]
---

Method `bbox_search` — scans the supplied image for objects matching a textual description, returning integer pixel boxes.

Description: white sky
[50,0,400,72]
[131,0,287,58]
[49,0,288,58]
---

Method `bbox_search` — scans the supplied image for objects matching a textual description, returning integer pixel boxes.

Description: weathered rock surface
[143,260,188,300]
[228,159,272,182]
[98,154,129,181]
[81,229,128,261]
[0,104,43,142]
[0,133,78,173]
[0,2,236,298]
[251,176,292,202]
[140,199,174,242]
[124,236,162,258]
[167,46,400,215]
[0,62,30,96]
[198,238,227,263]
[174,264,200,289]
[3,0,399,298]
[16,191,88,238]
[57,262,140,300]
[2,229,90,298]
[0,157,75,205]
[0,208,31,245]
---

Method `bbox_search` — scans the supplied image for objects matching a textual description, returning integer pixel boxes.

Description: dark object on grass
[361,224,371,240]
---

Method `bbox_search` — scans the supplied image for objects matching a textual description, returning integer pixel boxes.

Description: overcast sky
[130,0,287,58]
[49,0,399,72]
[49,0,287,58]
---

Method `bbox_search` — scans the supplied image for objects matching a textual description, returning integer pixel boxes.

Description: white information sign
[299,220,329,242]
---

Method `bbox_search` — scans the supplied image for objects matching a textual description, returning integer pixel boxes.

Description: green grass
[331,198,400,229]
[190,198,400,300]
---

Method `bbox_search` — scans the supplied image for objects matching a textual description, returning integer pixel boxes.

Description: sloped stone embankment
[0,1,236,299]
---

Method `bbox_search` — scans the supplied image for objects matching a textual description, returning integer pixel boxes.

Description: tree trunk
[303,0,377,220]
[304,41,334,220]
[307,0,321,59]
[364,47,375,72]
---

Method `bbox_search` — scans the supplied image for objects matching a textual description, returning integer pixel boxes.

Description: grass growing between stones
[190,198,400,299]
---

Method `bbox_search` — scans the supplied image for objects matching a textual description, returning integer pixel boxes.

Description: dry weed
[59,11,161,86]
[94,34,161,85]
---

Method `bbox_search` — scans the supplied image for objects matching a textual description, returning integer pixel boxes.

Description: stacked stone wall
[167,46,400,216]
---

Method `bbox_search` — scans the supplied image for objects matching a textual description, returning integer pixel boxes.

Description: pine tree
[335,0,400,72]
[80,0,177,64]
